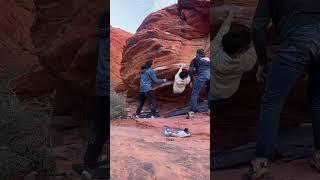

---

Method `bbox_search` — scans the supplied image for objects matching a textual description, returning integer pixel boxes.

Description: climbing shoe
[242,158,272,180]
[311,150,320,171]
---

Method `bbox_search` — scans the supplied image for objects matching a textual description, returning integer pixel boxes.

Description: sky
[111,0,177,34]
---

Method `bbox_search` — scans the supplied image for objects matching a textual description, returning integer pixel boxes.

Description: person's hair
[222,31,246,56]
[98,11,109,28]
[196,49,205,57]
[179,69,189,79]
[141,59,153,70]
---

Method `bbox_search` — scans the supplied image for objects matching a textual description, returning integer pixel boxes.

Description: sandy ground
[110,113,210,180]
[213,159,320,180]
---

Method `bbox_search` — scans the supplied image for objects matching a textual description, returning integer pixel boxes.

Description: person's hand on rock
[163,79,167,83]
[256,65,268,83]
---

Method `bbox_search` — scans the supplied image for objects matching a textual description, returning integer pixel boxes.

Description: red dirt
[110,113,210,180]
[213,159,320,180]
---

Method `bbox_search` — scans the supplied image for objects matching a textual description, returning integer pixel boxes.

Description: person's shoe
[81,168,93,180]
[310,150,320,171]
[171,128,191,138]
[164,127,172,137]
[186,111,194,119]
[242,158,271,180]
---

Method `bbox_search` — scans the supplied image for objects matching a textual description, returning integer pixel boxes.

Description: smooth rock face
[211,1,308,150]
[0,0,38,78]
[11,0,107,118]
[110,27,132,91]
[121,0,210,101]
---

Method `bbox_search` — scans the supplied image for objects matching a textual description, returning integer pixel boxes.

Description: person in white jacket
[211,8,257,108]
[173,64,191,94]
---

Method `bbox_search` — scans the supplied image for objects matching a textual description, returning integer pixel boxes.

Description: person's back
[262,0,320,38]
[140,65,164,92]
[211,9,257,100]
[191,56,210,79]
[173,68,190,93]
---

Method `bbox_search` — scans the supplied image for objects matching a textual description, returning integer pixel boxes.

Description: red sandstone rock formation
[11,0,107,119]
[121,0,210,103]
[0,0,38,78]
[110,27,132,91]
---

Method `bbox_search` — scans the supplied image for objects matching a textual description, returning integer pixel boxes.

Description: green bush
[110,87,127,119]
[0,93,55,178]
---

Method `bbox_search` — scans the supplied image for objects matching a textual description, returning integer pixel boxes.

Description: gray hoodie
[140,67,165,92]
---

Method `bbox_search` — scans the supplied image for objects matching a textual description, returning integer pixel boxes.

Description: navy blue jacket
[252,0,320,65]
[189,54,210,81]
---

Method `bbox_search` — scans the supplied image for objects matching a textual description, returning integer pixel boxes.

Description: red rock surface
[11,0,108,119]
[121,0,210,102]
[111,114,210,179]
[0,0,38,79]
[211,1,308,150]
[214,159,320,180]
[110,27,132,90]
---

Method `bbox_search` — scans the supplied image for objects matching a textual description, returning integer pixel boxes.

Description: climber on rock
[134,59,167,119]
[243,0,320,179]
[211,7,257,110]
[173,63,191,94]
[187,48,210,119]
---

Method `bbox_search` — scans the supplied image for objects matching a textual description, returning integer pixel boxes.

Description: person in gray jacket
[135,59,167,118]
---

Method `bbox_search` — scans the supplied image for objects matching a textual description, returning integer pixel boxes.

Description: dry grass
[0,79,55,178]
[110,86,127,119]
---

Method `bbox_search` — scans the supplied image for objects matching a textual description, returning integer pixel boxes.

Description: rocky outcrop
[211,1,308,150]
[121,0,210,102]
[11,0,108,119]
[0,0,38,78]
[110,27,132,91]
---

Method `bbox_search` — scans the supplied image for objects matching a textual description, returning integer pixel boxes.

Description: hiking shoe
[242,158,271,180]
[171,128,191,138]
[81,169,93,180]
[164,127,172,137]
[186,111,194,119]
[311,151,320,171]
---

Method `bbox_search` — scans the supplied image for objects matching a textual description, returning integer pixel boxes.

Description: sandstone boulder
[110,27,132,91]
[121,0,210,103]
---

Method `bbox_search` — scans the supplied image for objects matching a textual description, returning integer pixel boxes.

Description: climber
[211,7,257,110]
[78,11,109,179]
[242,0,320,179]
[173,64,191,94]
[187,49,210,119]
[134,59,167,119]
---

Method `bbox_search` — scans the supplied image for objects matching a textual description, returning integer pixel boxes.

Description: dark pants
[84,96,108,167]
[212,99,224,110]
[136,91,157,116]
[255,24,320,160]
[190,75,210,112]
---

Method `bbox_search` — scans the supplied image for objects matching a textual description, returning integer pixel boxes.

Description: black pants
[136,91,157,116]
[84,95,108,167]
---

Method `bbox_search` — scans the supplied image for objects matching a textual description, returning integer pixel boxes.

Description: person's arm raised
[211,7,235,58]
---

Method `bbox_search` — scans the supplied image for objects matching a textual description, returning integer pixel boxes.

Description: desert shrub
[110,87,127,119]
[0,92,56,178]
